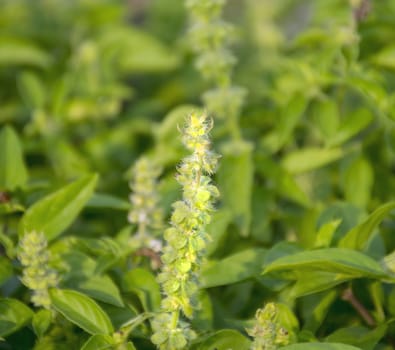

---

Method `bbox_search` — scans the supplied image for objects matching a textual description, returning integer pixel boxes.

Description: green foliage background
[2,0,395,349]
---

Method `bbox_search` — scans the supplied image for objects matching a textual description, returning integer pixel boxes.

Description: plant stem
[341,287,375,327]
[135,247,162,268]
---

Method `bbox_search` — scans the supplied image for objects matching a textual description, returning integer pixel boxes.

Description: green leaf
[276,303,300,336]
[191,329,251,350]
[57,250,98,281]
[87,193,130,210]
[0,298,33,337]
[201,248,267,288]
[206,209,232,256]
[265,242,303,265]
[51,74,71,116]
[0,202,25,215]
[290,271,352,297]
[98,27,179,73]
[314,219,342,248]
[386,286,395,316]
[258,243,301,291]
[347,75,387,109]
[0,38,51,68]
[325,325,387,350]
[122,268,161,312]
[76,237,122,257]
[328,109,373,147]
[81,334,115,350]
[250,187,273,244]
[0,231,15,259]
[264,248,388,278]
[46,139,90,178]
[343,157,373,208]
[32,309,52,338]
[0,256,13,285]
[381,249,395,276]
[19,174,98,241]
[218,141,254,236]
[301,290,338,332]
[126,342,137,350]
[192,290,214,331]
[255,153,310,207]
[17,71,46,109]
[317,202,364,244]
[76,275,124,307]
[281,343,362,350]
[282,147,344,174]
[311,98,339,140]
[49,289,113,335]
[276,94,308,149]
[339,202,395,250]
[101,304,139,331]
[262,94,307,152]
[372,45,395,70]
[0,125,28,191]
[368,281,385,322]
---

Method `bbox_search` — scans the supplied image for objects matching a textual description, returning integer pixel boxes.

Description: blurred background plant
[2,0,395,349]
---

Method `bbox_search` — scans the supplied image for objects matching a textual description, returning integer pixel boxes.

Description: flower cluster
[17,231,58,309]
[247,303,290,350]
[151,113,219,350]
[186,0,246,134]
[151,313,195,350]
[128,156,163,251]
[186,0,235,86]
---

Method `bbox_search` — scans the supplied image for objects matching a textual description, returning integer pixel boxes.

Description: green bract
[17,231,58,309]
[152,113,219,349]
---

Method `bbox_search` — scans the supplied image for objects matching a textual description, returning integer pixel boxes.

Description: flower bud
[17,231,58,309]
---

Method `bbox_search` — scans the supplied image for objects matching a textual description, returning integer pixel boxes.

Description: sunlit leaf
[218,140,254,236]
[76,275,124,307]
[325,325,387,350]
[32,309,52,338]
[0,298,33,337]
[50,289,113,335]
[19,174,98,241]
[0,125,28,191]
[122,268,161,312]
[201,248,267,288]
[81,334,115,350]
[282,147,343,174]
[0,38,51,68]
[339,202,395,250]
[264,248,388,278]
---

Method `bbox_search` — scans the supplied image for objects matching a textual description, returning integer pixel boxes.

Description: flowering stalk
[151,112,219,349]
[247,303,290,350]
[186,0,246,140]
[128,156,163,254]
[17,231,58,309]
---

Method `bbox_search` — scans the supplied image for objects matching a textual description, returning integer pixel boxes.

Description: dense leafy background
[2,0,395,349]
